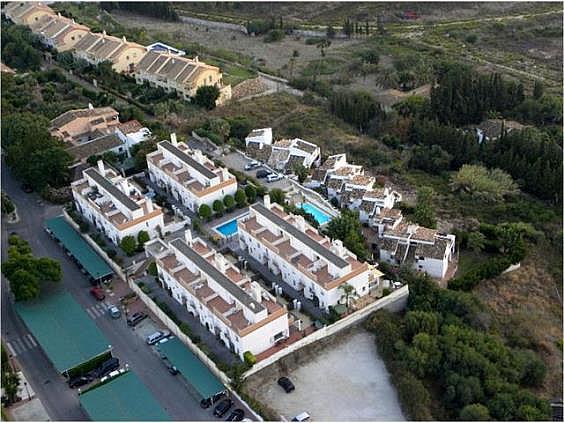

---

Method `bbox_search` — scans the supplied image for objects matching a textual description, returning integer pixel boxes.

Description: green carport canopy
[45,216,113,281]
[80,371,170,421]
[158,337,225,399]
[16,292,110,373]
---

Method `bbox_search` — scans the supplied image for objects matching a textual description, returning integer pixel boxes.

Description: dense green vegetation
[100,2,179,21]
[365,272,550,421]
[1,21,42,71]
[2,235,62,301]
[325,209,368,261]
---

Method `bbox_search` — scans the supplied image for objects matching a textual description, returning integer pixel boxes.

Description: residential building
[146,134,237,213]
[2,2,53,26]
[245,128,273,163]
[134,50,231,104]
[49,104,120,144]
[114,120,152,153]
[28,12,89,51]
[355,187,402,222]
[305,153,351,189]
[145,230,290,359]
[71,161,164,245]
[268,138,321,172]
[325,163,365,200]
[378,222,456,279]
[238,195,382,311]
[73,31,146,74]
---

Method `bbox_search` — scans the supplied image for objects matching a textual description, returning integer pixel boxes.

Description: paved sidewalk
[234,248,326,321]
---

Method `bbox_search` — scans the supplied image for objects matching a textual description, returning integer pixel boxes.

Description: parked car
[266,173,282,183]
[168,365,179,375]
[68,376,91,389]
[201,391,227,409]
[146,330,169,345]
[244,161,260,170]
[127,312,147,327]
[226,409,245,421]
[256,169,270,179]
[90,286,105,301]
[277,376,295,393]
[291,412,311,422]
[95,357,120,378]
[108,305,121,319]
[213,399,234,418]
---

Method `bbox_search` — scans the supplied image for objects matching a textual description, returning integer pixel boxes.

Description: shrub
[198,204,212,221]
[79,221,90,233]
[264,29,285,43]
[243,351,257,366]
[244,185,257,203]
[223,194,235,210]
[105,248,117,259]
[234,189,247,207]
[137,230,150,248]
[213,200,224,216]
[147,261,158,276]
[382,288,391,297]
[120,235,137,256]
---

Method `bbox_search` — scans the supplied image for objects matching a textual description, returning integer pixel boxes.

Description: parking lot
[245,327,405,421]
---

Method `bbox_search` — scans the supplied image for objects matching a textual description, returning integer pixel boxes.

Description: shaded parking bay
[244,327,405,421]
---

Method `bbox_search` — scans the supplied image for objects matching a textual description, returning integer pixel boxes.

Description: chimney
[57,12,61,17]
[194,149,203,163]
[146,198,153,213]
[97,160,105,174]
[184,229,192,245]
[170,133,177,146]
[194,56,199,63]
[215,254,227,273]
[122,36,126,43]
[250,281,262,304]
[263,194,271,209]
[332,239,345,257]
[88,103,94,110]
[102,30,106,37]
[296,215,306,232]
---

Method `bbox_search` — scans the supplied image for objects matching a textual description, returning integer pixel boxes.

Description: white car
[244,160,260,170]
[266,173,283,183]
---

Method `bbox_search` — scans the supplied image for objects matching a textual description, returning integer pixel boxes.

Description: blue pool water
[300,203,332,225]
[215,219,238,237]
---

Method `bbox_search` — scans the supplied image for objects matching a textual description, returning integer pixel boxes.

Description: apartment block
[238,196,382,311]
[71,161,164,245]
[134,50,231,104]
[146,135,237,213]
[28,12,89,51]
[2,1,53,26]
[49,105,120,144]
[145,231,290,359]
[73,31,146,74]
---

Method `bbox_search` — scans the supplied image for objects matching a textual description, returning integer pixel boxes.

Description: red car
[90,286,105,301]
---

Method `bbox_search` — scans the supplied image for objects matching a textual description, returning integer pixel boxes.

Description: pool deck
[208,207,250,236]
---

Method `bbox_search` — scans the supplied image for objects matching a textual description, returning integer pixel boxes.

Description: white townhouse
[146,135,238,213]
[245,128,273,147]
[267,138,321,172]
[71,161,164,245]
[238,196,382,311]
[356,187,402,223]
[378,222,456,279]
[145,231,290,359]
[305,153,361,190]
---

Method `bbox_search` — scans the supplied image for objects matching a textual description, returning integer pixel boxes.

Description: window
[71,36,75,41]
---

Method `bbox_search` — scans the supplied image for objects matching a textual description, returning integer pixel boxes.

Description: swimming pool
[215,219,238,237]
[299,203,332,226]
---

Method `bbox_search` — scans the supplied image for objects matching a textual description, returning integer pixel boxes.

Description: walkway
[139,275,238,366]
[234,248,326,321]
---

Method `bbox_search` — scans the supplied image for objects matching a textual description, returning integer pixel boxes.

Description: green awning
[45,216,113,280]
[157,337,224,399]
[80,371,170,421]
[16,292,110,373]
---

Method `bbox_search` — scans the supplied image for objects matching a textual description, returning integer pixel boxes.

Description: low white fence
[242,285,409,378]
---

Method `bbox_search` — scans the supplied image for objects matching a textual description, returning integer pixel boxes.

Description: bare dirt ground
[110,11,363,74]
[474,249,563,400]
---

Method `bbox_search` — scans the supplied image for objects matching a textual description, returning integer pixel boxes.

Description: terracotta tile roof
[118,120,143,134]
[49,106,118,130]
[294,139,318,154]
[192,240,212,256]
[364,188,386,199]
[207,295,232,314]
[160,254,181,271]
[415,238,450,260]
[273,139,293,148]
[413,226,437,242]
[226,267,243,283]
[66,133,123,162]
[194,283,214,300]
[174,267,199,285]
[350,174,374,186]
[227,310,250,331]
[326,177,344,191]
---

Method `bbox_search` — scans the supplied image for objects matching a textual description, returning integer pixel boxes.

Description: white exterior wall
[245,128,272,147]
[238,225,369,311]
[239,314,289,356]
[415,257,446,279]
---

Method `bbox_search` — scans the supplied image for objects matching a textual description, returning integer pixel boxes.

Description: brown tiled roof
[227,310,250,331]
[350,174,374,186]
[415,238,449,260]
[273,139,293,148]
[364,188,386,199]
[360,200,376,214]
[66,134,123,162]
[326,177,344,191]
[118,120,143,134]
[294,139,318,154]
[50,106,118,130]
[413,226,437,242]
[207,295,232,313]
[246,142,271,163]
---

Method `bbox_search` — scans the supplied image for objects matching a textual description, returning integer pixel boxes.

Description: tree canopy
[325,209,368,260]
[451,165,519,202]
[194,85,220,110]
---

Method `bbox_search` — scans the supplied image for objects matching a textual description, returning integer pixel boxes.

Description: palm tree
[339,283,359,312]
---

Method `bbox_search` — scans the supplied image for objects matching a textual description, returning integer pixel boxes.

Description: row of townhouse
[145,230,289,359]
[2,2,231,104]
[146,134,238,213]
[238,195,383,311]
[245,128,321,172]
[48,104,152,165]
[71,160,165,245]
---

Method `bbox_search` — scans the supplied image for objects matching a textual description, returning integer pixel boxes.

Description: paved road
[0,159,215,421]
